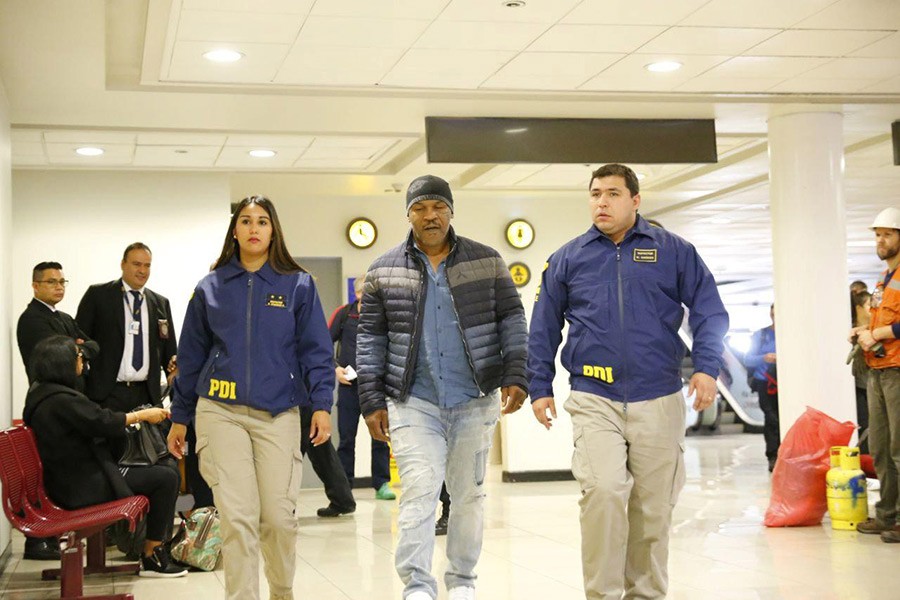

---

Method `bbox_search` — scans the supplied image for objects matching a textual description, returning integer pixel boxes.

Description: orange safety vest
[866,268,900,369]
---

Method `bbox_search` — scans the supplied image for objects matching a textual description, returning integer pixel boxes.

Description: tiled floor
[2,432,898,599]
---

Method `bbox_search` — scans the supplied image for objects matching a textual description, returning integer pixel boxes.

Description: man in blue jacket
[357,175,529,600]
[744,304,779,471]
[528,164,728,600]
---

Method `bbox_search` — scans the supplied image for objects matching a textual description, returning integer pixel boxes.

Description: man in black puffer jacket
[357,174,528,600]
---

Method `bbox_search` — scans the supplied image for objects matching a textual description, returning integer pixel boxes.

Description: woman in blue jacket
[167,196,335,600]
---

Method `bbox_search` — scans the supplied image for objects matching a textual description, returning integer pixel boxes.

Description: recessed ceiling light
[645,60,683,73]
[203,49,244,63]
[505,127,528,134]
[248,149,276,158]
[502,0,526,7]
[75,147,104,156]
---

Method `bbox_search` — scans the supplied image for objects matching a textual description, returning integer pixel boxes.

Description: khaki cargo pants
[565,390,686,600]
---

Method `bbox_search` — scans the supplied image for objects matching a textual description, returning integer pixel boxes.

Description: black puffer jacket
[357,229,528,415]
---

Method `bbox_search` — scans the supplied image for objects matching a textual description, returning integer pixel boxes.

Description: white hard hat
[871,207,900,230]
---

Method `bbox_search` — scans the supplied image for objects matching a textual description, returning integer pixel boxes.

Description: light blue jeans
[387,392,500,599]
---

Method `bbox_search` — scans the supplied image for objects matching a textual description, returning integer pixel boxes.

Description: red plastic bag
[764,406,855,527]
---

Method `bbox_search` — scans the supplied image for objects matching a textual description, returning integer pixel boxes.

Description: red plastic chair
[0,425,149,599]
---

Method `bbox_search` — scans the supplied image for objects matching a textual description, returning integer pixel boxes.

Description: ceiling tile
[44,143,134,165]
[851,32,900,58]
[10,129,42,143]
[43,130,137,144]
[11,155,49,166]
[177,9,304,45]
[702,56,830,78]
[225,134,313,147]
[481,52,623,90]
[747,29,892,58]
[530,24,667,53]
[637,27,780,55]
[275,46,403,86]
[439,0,582,24]
[136,132,228,146]
[12,141,45,156]
[415,20,546,51]
[216,146,306,168]
[300,145,381,160]
[165,41,290,83]
[518,164,591,187]
[296,16,430,49]
[309,0,449,20]
[796,0,900,29]
[768,78,882,93]
[292,158,373,170]
[860,76,900,93]
[379,48,516,89]
[681,0,836,28]
[580,54,731,91]
[800,57,900,80]
[468,164,548,188]
[133,145,221,168]
[561,0,710,25]
[182,0,314,13]
[312,136,398,149]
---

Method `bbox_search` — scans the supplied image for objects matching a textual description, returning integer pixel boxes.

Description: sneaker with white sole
[139,545,188,578]
[448,587,475,600]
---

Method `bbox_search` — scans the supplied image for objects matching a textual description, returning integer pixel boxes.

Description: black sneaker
[435,514,449,536]
[140,545,188,578]
[317,504,355,518]
[23,537,60,561]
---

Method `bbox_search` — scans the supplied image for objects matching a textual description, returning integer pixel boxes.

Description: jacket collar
[405,226,458,258]
[220,256,277,284]
[581,214,659,247]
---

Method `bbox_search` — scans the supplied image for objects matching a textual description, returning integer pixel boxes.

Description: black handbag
[119,404,170,466]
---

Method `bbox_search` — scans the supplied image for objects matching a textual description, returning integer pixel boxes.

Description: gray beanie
[406,175,454,214]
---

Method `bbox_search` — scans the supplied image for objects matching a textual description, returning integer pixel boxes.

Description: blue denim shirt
[409,248,481,408]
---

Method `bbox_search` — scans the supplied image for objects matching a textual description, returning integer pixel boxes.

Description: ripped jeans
[387,392,500,599]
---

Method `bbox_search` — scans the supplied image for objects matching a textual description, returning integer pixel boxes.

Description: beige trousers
[195,398,303,600]
[565,390,686,600]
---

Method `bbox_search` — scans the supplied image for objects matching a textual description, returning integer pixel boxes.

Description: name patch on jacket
[633,249,657,263]
[265,294,286,308]
[583,365,614,383]
[208,379,237,400]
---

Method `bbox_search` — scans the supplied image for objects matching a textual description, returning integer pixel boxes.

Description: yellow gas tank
[826,446,867,531]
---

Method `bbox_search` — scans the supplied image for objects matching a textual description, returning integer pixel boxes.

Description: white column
[767,106,856,438]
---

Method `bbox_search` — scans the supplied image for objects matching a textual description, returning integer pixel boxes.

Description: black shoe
[23,537,60,561]
[140,546,187,578]
[317,504,355,518]
[768,458,777,473]
[435,514,449,536]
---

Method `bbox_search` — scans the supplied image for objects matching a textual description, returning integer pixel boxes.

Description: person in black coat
[16,261,99,560]
[22,336,186,578]
[76,243,177,412]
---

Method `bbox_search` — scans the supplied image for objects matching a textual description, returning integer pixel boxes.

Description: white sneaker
[406,592,433,600]
[448,587,475,600]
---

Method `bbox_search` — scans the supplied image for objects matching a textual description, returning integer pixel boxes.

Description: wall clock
[505,219,534,249]
[347,218,377,249]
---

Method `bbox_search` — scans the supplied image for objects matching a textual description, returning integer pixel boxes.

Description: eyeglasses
[36,279,69,287]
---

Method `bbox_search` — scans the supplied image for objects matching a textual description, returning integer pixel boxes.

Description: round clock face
[506,219,534,249]
[347,218,377,249]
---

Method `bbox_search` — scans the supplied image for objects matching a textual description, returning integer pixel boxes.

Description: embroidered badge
[266,294,286,308]
[633,248,658,263]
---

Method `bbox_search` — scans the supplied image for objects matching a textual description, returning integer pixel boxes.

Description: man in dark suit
[16,260,100,561]
[76,243,178,413]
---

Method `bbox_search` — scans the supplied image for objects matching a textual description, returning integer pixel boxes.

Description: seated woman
[22,335,187,578]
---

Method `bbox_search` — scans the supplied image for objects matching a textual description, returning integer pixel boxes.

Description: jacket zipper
[446,262,483,396]
[246,276,253,401]
[616,244,630,411]
[402,253,428,396]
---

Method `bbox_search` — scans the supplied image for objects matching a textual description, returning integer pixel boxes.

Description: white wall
[10,170,230,416]
[0,70,13,563]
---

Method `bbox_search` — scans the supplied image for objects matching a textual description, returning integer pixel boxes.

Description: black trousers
[300,408,356,511]
[336,384,391,490]
[185,423,215,508]
[121,460,180,542]
[856,386,870,455]
[752,379,781,460]
[440,482,450,515]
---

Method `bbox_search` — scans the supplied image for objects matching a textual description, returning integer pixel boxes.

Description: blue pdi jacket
[527,216,729,403]
[170,258,335,425]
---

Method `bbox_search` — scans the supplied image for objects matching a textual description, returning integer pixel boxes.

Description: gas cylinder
[826,446,868,531]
